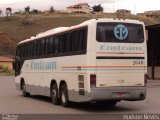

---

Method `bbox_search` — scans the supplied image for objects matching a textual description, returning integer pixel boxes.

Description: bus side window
[75,30,79,52]
[48,36,56,56]
[40,39,46,57]
[48,37,52,56]
[96,28,101,41]
[27,43,31,58]
[33,41,37,58]
[55,35,59,55]
[71,31,75,52]
[25,43,28,59]
[63,33,67,54]
[26,43,29,58]
[73,31,77,52]
[23,44,26,59]
[37,39,41,58]
[79,29,83,52]
[58,33,67,54]
[83,28,87,52]
[30,42,34,58]
[57,34,62,54]
[52,37,55,55]
[21,44,24,59]
[16,46,19,58]
[46,37,49,56]
[19,46,21,58]
[66,32,71,53]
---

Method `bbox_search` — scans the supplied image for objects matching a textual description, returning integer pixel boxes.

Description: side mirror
[12,61,15,70]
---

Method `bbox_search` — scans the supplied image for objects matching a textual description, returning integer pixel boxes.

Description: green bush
[0,65,11,73]
[0,65,3,70]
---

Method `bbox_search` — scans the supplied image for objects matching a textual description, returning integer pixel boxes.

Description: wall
[147,67,160,79]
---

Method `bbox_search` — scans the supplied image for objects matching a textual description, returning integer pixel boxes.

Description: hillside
[0,32,16,56]
[0,13,159,56]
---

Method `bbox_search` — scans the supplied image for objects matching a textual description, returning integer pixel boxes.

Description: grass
[0,13,159,56]
[0,14,89,42]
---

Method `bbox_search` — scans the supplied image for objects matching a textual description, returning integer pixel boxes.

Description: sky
[0,0,160,14]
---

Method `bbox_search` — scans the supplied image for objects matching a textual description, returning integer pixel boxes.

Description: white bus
[14,18,147,107]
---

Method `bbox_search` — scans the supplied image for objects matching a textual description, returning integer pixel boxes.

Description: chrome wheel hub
[52,89,57,99]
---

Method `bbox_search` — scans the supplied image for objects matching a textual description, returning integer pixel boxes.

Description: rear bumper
[89,86,146,101]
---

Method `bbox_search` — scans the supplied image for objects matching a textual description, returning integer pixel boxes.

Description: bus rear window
[96,22,144,43]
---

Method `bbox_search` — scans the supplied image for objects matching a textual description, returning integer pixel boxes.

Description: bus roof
[18,18,143,45]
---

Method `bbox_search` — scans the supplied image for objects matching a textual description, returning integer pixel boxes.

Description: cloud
[53,0,116,4]
[0,0,27,5]
[0,0,54,12]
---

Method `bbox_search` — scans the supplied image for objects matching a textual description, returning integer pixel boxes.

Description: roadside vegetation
[0,65,14,76]
[0,65,11,73]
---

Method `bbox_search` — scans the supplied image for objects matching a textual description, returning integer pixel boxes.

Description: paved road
[0,76,160,114]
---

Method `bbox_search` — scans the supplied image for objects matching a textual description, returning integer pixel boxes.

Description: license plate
[113,92,129,98]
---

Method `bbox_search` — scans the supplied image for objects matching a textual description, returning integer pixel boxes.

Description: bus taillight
[90,74,96,87]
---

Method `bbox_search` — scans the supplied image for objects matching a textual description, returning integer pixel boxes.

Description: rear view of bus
[89,19,147,104]
[13,18,147,107]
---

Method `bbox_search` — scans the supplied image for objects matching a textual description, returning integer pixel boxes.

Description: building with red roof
[67,3,90,13]
[0,56,13,70]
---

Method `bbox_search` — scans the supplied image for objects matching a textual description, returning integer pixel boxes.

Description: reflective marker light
[90,74,96,87]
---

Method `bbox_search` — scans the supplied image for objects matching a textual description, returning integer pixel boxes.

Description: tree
[14,10,22,15]
[50,6,55,13]
[31,9,39,14]
[92,4,103,12]
[0,9,2,15]
[6,7,12,17]
[25,6,30,14]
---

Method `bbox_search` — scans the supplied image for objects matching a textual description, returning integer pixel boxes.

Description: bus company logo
[114,24,128,40]
[99,45,142,51]
[31,61,57,70]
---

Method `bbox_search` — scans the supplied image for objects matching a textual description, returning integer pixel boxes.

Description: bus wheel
[60,84,71,107]
[21,81,30,97]
[51,84,60,105]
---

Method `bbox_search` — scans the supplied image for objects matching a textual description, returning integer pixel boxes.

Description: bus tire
[60,84,71,107]
[51,84,60,105]
[21,81,30,97]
